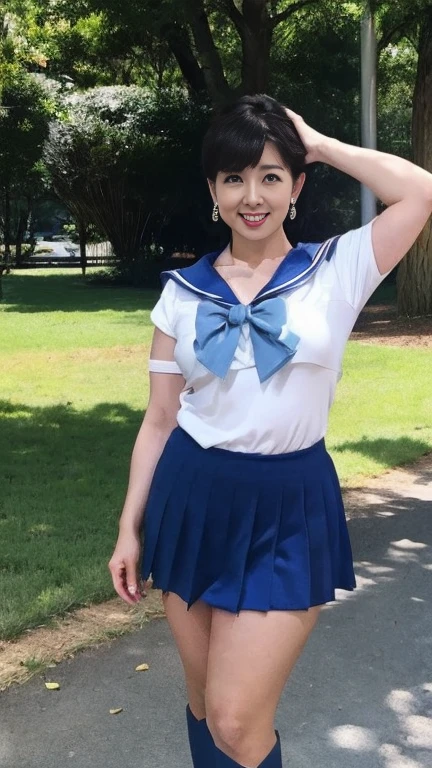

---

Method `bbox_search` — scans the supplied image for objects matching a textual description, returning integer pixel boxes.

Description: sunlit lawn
[0,268,431,639]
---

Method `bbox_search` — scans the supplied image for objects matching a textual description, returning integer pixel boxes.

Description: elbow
[403,184,432,212]
[419,191,432,213]
[416,175,432,208]
[144,403,179,432]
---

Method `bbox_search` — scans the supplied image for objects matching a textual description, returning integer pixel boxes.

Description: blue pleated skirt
[140,426,356,614]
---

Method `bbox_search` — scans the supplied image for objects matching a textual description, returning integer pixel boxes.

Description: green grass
[330,342,431,480]
[0,269,431,640]
[21,657,47,674]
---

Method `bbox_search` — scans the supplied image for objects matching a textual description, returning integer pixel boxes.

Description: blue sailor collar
[159,235,340,307]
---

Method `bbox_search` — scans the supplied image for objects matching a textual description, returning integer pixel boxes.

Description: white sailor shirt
[147,220,392,454]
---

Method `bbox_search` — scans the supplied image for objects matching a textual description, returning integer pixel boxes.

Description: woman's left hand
[284,107,329,164]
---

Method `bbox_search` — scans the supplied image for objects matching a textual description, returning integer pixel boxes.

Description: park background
[0,1,431,666]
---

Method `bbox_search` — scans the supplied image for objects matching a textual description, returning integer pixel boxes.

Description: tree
[4,0,428,292]
[0,6,54,269]
[27,0,323,103]
[394,6,432,315]
[0,66,51,265]
[373,0,432,315]
[44,86,211,265]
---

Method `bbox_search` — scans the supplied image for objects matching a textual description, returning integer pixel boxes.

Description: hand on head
[284,107,328,164]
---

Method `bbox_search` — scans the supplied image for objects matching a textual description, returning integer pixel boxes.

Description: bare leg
[205,605,322,767]
[162,591,212,719]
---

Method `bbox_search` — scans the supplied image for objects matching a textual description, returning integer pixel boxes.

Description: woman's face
[208,141,305,242]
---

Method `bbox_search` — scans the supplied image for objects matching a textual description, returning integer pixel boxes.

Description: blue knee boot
[214,730,282,768]
[186,703,217,767]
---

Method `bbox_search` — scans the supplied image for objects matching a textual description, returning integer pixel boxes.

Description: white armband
[148,359,183,375]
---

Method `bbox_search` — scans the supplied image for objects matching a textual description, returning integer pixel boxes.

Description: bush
[44,86,228,278]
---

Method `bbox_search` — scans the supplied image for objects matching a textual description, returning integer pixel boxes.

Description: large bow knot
[193,297,300,383]
[228,304,250,326]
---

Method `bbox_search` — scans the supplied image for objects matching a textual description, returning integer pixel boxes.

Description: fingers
[125,561,140,601]
[127,576,149,600]
[284,107,302,122]
[109,558,142,605]
[110,561,136,604]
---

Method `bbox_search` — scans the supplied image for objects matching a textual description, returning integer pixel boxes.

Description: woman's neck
[228,229,293,268]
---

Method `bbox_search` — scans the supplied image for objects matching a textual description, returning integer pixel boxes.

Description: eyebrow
[259,164,284,170]
[223,164,284,174]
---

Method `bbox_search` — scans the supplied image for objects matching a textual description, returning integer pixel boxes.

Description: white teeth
[242,214,267,222]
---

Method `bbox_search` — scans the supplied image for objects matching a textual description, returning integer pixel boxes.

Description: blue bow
[193,297,300,383]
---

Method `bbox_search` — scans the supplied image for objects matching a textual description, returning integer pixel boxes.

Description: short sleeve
[331,220,393,314]
[150,278,177,338]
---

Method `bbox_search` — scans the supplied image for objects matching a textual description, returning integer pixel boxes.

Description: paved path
[1,458,431,768]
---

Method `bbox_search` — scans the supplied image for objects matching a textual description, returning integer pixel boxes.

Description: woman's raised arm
[285,107,432,275]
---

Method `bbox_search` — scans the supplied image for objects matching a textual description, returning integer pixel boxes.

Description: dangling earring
[212,202,219,222]
[289,197,297,220]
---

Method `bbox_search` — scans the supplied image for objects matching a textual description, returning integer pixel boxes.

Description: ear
[292,172,306,201]
[207,179,217,204]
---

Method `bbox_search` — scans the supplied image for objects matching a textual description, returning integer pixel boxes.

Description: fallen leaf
[135,663,149,672]
[109,708,123,715]
[45,682,60,690]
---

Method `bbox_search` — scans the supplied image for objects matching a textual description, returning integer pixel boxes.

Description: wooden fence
[9,241,116,268]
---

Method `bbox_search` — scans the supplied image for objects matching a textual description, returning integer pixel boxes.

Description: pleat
[314,473,339,600]
[171,469,224,608]
[272,479,312,609]
[151,463,205,587]
[323,456,356,590]
[197,482,262,613]
[186,474,237,609]
[233,486,262,614]
[240,481,285,611]
[140,450,191,582]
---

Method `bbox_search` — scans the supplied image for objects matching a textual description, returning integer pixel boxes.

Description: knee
[206,704,250,753]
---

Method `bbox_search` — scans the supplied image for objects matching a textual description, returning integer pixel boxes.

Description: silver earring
[212,202,219,222]
[289,198,297,220]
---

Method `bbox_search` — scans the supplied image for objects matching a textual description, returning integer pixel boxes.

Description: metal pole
[360,2,377,224]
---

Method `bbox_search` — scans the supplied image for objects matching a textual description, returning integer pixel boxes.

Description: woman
[108,95,432,768]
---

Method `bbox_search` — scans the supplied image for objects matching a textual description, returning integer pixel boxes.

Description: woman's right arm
[108,327,186,604]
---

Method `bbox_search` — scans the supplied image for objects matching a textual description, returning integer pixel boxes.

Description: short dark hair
[201,94,306,183]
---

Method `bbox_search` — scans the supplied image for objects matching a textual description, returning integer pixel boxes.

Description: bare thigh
[205,605,322,762]
[162,592,212,719]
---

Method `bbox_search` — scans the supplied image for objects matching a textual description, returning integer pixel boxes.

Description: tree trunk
[397,8,432,316]
[162,22,208,97]
[238,0,272,94]
[183,0,232,104]
[224,0,318,97]
[3,183,11,263]
[14,207,29,266]
[27,205,37,255]
[78,220,87,276]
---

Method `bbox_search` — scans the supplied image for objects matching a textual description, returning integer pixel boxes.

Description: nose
[242,183,264,208]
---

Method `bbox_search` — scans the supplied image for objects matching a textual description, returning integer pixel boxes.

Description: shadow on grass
[0,398,147,639]
[2,266,397,315]
[332,436,431,469]
[1,272,160,313]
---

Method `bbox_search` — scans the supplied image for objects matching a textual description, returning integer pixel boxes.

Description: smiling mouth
[239,213,270,221]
